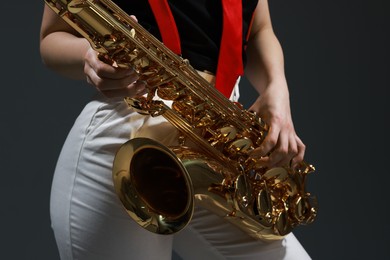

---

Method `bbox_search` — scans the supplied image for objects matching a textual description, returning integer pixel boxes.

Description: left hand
[248,81,305,168]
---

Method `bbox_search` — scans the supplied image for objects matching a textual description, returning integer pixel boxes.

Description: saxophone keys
[157,82,185,100]
[133,56,150,69]
[305,207,318,224]
[291,195,306,221]
[254,132,266,146]
[218,126,237,141]
[67,0,88,14]
[226,138,253,155]
[295,161,316,175]
[129,28,136,38]
[290,193,318,224]
[262,167,288,182]
[195,113,215,128]
[255,188,273,227]
[256,187,272,216]
[274,210,293,236]
[303,195,318,224]
[235,174,252,208]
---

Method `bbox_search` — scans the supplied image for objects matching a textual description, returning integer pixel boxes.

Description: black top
[114,0,259,73]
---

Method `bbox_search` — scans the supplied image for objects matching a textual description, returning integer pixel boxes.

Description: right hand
[247,81,305,169]
[83,47,147,98]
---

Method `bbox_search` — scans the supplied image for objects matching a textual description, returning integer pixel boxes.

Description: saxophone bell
[112,138,194,234]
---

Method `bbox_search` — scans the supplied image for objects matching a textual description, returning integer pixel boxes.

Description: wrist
[263,77,289,96]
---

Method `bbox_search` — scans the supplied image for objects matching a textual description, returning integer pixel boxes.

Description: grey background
[1,0,389,259]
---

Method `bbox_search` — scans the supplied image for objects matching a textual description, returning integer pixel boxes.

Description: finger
[94,60,136,80]
[273,132,300,167]
[96,74,139,91]
[100,81,147,98]
[254,156,270,168]
[266,131,290,167]
[130,15,138,22]
[85,63,139,91]
[249,125,280,159]
[291,136,306,168]
[85,50,136,80]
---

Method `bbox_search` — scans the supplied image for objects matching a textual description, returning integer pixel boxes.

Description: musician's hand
[248,81,305,168]
[83,47,146,98]
[83,15,146,98]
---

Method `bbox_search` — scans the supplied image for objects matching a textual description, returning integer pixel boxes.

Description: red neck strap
[148,0,181,55]
[148,0,244,98]
[215,0,244,98]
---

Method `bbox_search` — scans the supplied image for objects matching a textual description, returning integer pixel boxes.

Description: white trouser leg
[50,98,173,260]
[51,83,309,259]
[173,207,311,260]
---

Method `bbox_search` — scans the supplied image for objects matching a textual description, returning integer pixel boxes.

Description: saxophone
[45,0,317,240]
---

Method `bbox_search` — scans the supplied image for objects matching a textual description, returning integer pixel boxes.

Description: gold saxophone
[45,0,317,240]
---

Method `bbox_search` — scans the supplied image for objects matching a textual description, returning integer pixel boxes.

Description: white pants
[50,93,311,260]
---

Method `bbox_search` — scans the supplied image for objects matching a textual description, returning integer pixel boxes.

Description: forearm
[245,27,289,96]
[40,31,90,80]
[40,5,91,80]
[244,0,289,97]
[245,27,304,167]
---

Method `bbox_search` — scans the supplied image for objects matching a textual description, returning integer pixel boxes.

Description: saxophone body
[45,0,317,240]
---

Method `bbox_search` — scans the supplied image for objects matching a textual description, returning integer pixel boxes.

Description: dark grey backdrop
[1,1,389,259]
